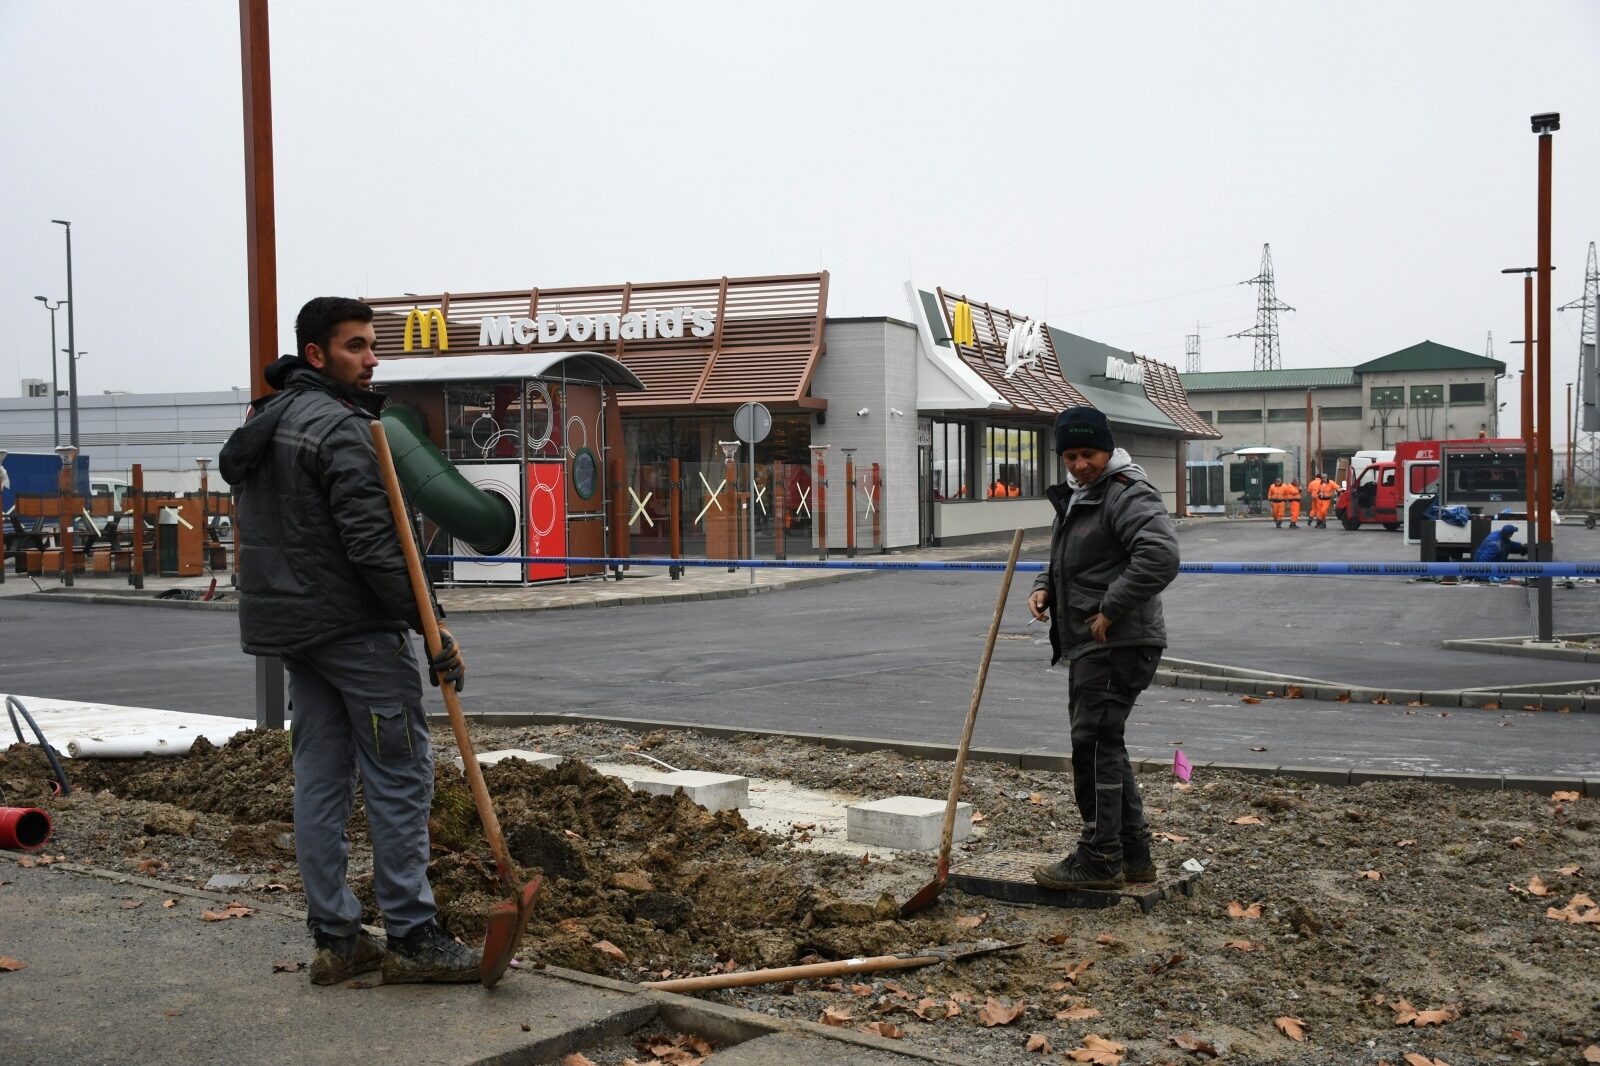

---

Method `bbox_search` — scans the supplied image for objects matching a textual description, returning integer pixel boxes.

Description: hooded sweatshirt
[1032,448,1180,663]
[220,357,420,656]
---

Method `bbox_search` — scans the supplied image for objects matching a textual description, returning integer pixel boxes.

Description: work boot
[1274,520,1281,528]
[382,922,483,984]
[1033,854,1125,892]
[309,929,386,986]
[1122,849,1158,884]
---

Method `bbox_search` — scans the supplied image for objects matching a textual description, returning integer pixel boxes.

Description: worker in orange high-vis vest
[1286,479,1303,528]
[1317,473,1338,528]
[1307,472,1334,528]
[1267,477,1287,527]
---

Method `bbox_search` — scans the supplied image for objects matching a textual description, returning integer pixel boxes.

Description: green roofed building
[1179,340,1507,513]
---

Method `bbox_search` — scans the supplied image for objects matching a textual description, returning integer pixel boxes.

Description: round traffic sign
[733,401,772,444]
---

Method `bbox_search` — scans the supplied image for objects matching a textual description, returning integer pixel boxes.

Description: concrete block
[1583,778,1600,799]
[631,770,749,812]
[1500,773,1583,798]
[1457,691,1505,709]
[204,873,251,892]
[847,795,972,851]
[1217,761,1281,780]
[1424,772,1502,791]
[1350,768,1421,786]
[453,748,562,774]
[1276,764,1351,787]
[1308,685,1348,703]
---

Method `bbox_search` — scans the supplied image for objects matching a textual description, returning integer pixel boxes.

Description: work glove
[428,626,466,693]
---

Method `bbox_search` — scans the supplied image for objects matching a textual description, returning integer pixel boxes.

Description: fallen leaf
[1240,696,1262,705]
[1056,1005,1101,1020]
[860,1021,904,1039]
[1171,1031,1219,1057]
[200,902,254,922]
[970,810,986,823]
[1358,870,1383,881]
[1284,686,1304,699]
[849,982,873,997]
[1335,692,1351,703]
[1391,999,1460,1027]
[1066,1034,1127,1064]
[1527,875,1553,897]
[1154,831,1189,843]
[1406,700,1429,707]
[1553,790,1580,802]
[1148,951,1185,975]
[943,999,962,1018]
[592,940,628,964]
[1250,745,1268,752]
[163,1008,183,1017]
[120,898,145,909]
[162,899,178,908]
[1028,792,1045,805]
[819,1006,852,1027]
[561,1054,598,1066]
[910,997,941,1020]
[1404,1055,1439,1066]
[1025,1032,1053,1053]
[860,853,871,866]
[16,857,35,868]
[1482,701,1500,710]
[1231,815,1264,826]
[978,996,1027,1027]
[1095,933,1121,946]
[1582,1044,1600,1063]
[1372,694,1392,705]
[954,913,987,929]
[1041,932,1070,946]
[950,990,974,1004]
[0,957,27,972]
[1223,939,1257,951]
[136,858,169,873]
[1508,836,1526,849]
[1063,958,1094,982]
[271,960,304,973]
[1227,900,1263,919]
[1560,864,1583,877]
[1396,839,1417,848]
[1274,1016,1306,1041]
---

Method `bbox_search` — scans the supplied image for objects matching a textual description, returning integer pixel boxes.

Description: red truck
[1335,438,1529,558]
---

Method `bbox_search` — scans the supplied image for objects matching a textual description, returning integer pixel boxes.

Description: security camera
[856,407,870,417]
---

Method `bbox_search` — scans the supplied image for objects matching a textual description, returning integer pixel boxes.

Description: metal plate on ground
[950,851,1201,913]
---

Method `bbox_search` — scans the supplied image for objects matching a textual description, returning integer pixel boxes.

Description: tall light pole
[33,296,66,446]
[50,220,80,449]
[1530,111,1558,644]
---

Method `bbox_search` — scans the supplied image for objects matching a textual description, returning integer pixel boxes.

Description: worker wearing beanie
[1028,407,1180,891]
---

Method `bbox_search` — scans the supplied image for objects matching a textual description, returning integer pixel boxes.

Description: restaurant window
[931,419,969,500]
[982,425,1045,498]
[1449,382,1486,405]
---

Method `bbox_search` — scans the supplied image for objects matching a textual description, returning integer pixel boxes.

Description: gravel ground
[4,722,1598,1066]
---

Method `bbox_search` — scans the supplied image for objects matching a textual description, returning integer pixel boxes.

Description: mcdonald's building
[364,271,1219,583]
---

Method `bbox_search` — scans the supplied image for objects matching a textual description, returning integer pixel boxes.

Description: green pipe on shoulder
[380,406,517,554]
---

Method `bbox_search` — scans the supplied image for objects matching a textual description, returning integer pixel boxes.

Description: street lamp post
[51,220,80,449]
[54,444,78,588]
[1530,111,1559,644]
[32,296,66,446]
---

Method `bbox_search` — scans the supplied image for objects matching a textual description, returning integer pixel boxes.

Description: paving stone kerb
[456,710,1595,799]
[1153,665,1600,712]
[630,770,749,812]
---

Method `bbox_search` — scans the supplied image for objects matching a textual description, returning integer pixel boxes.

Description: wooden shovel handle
[938,528,1026,867]
[643,951,941,993]
[370,421,516,885]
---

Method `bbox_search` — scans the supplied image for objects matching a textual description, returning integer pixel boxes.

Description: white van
[89,476,130,510]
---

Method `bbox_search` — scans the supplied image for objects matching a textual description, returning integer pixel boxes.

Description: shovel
[901,528,1025,918]
[641,940,1020,993]
[371,420,540,989]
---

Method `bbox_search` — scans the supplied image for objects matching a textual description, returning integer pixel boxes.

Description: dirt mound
[51,730,296,823]
[0,743,63,806]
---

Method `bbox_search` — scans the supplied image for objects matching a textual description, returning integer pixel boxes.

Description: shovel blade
[480,875,541,989]
[899,860,949,918]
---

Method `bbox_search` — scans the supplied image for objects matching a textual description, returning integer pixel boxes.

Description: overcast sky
[4,1,1598,439]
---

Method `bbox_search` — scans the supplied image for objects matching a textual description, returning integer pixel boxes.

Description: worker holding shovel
[1027,407,1179,891]
[221,297,478,986]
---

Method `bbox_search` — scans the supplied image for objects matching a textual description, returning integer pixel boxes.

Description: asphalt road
[3,521,1597,776]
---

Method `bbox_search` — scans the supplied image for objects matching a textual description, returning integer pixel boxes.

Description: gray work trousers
[283,628,436,940]
[1067,645,1161,865]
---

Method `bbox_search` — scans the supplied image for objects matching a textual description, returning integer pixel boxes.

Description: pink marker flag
[1173,749,1193,782]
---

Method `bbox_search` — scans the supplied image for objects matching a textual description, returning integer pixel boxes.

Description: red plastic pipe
[0,807,52,852]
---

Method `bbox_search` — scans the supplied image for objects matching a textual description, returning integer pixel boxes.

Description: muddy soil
[4,724,1598,1065]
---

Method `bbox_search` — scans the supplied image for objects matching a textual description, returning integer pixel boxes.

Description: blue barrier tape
[423,554,1600,579]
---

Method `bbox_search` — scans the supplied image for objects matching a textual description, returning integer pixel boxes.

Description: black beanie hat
[1054,406,1116,454]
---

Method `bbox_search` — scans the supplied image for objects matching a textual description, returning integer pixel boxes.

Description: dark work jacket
[1032,449,1180,664]
[219,358,420,656]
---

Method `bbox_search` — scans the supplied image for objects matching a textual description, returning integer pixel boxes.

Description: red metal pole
[131,464,145,589]
[57,461,74,587]
[773,460,785,560]
[815,455,827,560]
[1523,276,1537,522]
[668,457,682,579]
[845,456,856,558]
[871,462,882,551]
[1537,129,1554,550]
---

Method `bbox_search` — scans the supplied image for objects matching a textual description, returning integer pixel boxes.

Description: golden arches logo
[951,301,975,347]
[403,308,449,352]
